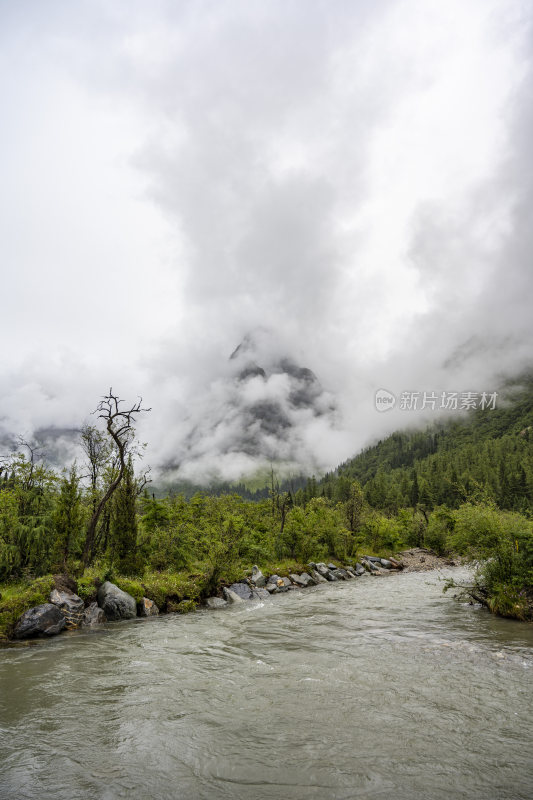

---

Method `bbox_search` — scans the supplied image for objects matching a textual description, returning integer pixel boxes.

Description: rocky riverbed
[398,547,460,572]
[9,548,456,641]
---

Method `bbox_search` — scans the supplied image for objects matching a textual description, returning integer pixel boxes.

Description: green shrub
[114,577,144,603]
[168,599,197,614]
[486,583,529,620]
[77,562,111,603]
[444,505,533,620]
[361,512,405,552]
[450,503,505,555]
[141,570,205,609]
[425,507,454,555]
[0,575,55,641]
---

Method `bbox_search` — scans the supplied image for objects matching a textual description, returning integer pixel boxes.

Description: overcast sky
[1,0,532,482]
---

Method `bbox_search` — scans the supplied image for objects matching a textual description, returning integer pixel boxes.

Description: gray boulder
[226,582,253,600]
[290,573,305,586]
[298,572,316,587]
[266,578,292,594]
[354,563,366,576]
[364,556,382,563]
[97,582,137,621]
[251,588,271,600]
[363,559,379,573]
[315,563,332,579]
[327,563,337,571]
[266,575,283,593]
[206,597,228,609]
[338,568,352,579]
[310,569,328,584]
[332,569,348,580]
[250,565,266,587]
[380,559,392,569]
[325,570,338,581]
[138,597,159,617]
[14,604,66,639]
[82,602,107,627]
[345,566,358,577]
[49,589,84,629]
[223,587,244,604]
[268,576,290,593]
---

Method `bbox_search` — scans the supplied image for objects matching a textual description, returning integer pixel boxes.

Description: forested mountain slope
[301,378,533,512]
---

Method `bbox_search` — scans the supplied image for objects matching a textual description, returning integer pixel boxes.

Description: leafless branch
[82,389,151,565]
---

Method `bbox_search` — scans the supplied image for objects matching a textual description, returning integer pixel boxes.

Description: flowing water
[1,569,532,800]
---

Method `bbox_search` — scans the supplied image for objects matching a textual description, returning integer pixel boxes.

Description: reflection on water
[1,569,532,800]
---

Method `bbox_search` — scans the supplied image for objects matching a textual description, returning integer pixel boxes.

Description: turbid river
[1,569,532,800]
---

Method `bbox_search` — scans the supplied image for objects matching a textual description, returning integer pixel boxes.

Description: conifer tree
[53,466,84,568]
[344,480,364,532]
[109,457,138,575]
[409,470,419,507]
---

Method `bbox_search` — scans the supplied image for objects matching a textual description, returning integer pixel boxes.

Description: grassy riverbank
[3,510,531,643]
[0,557,333,641]
[1,494,532,641]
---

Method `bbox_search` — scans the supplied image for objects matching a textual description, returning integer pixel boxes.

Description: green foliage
[114,576,144,603]
[394,508,425,549]
[77,563,110,603]
[278,498,351,561]
[140,570,204,609]
[486,583,530,620]
[254,558,309,577]
[478,530,533,596]
[108,459,140,575]
[443,504,533,620]
[170,599,197,614]
[0,575,55,641]
[204,516,243,595]
[0,455,57,580]
[425,507,454,554]
[52,467,85,568]
[360,511,405,552]
[139,494,194,572]
[343,480,365,533]
[280,506,324,562]
[0,489,20,579]
[449,503,529,556]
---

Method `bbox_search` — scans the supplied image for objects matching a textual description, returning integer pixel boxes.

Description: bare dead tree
[16,436,44,491]
[135,465,152,496]
[0,453,10,481]
[81,424,111,497]
[82,389,150,566]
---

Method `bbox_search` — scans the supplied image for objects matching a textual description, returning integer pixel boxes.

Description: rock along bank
[9,548,455,642]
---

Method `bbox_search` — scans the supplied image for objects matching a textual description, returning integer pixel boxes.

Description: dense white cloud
[0,0,531,481]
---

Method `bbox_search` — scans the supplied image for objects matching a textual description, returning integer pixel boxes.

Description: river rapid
[1,568,532,800]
